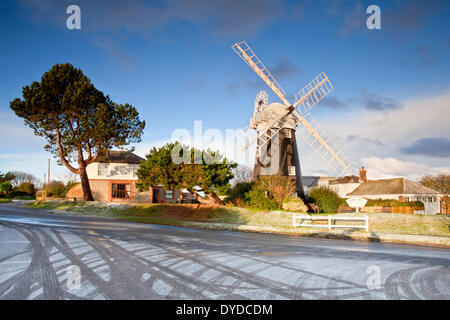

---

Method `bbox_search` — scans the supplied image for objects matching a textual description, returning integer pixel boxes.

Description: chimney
[359,167,367,182]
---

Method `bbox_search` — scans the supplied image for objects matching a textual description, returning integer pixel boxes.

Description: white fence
[293,215,369,232]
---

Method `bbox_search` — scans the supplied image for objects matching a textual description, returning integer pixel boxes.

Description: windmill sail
[242,111,289,151]
[231,40,352,178]
[232,41,290,106]
[293,110,351,176]
[294,72,333,115]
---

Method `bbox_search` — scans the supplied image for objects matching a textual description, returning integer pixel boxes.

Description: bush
[282,197,308,213]
[16,182,35,196]
[257,176,296,207]
[227,182,254,207]
[13,195,35,200]
[45,181,65,197]
[308,186,342,213]
[0,181,12,194]
[227,176,297,211]
[246,186,279,211]
[6,191,29,199]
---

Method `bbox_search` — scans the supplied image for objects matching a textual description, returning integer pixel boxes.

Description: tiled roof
[329,175,360,185]
[96,150,144,164]
[404,179,440,194]
[347,178,439,196]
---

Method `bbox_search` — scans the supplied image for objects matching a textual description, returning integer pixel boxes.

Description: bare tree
[55,172,80,184]
[231,165,253,187]
[259,175,296,207]
[10,171,37,187]
[419,174,449,194]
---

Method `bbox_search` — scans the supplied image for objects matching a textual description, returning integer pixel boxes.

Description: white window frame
[165,190,174,199]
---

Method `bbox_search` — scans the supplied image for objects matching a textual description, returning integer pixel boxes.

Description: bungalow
[66,150,196,203]
[346,177,442,215]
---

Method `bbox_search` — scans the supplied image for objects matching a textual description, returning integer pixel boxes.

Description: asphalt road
[0,203,449,300]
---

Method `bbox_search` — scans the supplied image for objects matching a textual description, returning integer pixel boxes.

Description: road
[0,203,449,300]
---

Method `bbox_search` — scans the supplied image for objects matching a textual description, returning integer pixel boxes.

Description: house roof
[96,150,145,164]
[302,175,360,187]
[329,175,360,185]
[347,178,439,196]
[302,176,335,187]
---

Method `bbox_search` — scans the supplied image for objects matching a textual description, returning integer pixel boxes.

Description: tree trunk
[189,189,202,203]
[188,188,223,205]
[79,164,94,201]
[208,193,224,205]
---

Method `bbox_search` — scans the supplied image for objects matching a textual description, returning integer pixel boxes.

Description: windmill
[232,41,351,198]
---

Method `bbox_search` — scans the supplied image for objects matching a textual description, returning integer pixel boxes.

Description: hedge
[365,199,424,208]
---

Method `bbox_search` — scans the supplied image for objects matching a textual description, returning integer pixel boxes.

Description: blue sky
[0,0,449,182]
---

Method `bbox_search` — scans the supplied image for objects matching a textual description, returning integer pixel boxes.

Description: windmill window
[284,129,292,138]
[98,163,108,176]
[288,166,296,176]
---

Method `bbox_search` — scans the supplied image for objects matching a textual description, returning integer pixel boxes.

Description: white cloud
[361,156,450,181]
[306,89,450,176]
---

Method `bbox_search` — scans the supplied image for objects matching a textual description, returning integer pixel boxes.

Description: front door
[152,188,160,203]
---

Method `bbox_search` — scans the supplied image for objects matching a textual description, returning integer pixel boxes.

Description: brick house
[66,150,195,203]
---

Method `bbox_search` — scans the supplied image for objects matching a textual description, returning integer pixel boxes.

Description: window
[288,166,296,176]
[284,129,292,138]
[165,190,173,199]
[98,163,108,176]
[112,183,130,199]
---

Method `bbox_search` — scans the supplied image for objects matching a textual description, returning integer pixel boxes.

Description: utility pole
[48,159,50,186]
